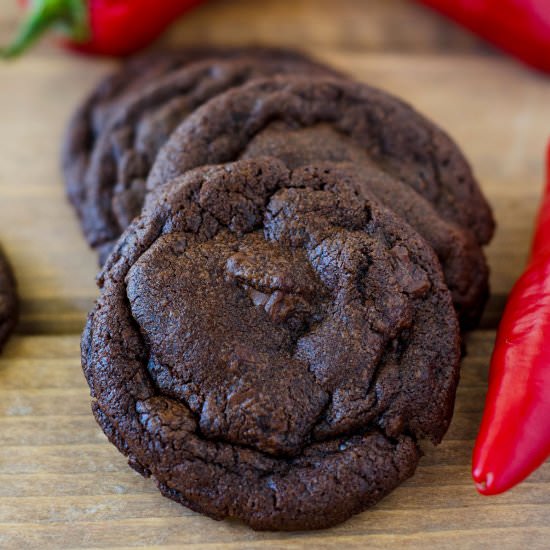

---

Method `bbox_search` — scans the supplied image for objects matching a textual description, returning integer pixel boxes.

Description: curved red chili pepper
[472,141,550,495]
[417,0,550,74]
[3,0,204,58]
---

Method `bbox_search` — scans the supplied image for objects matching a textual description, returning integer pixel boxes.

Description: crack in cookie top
[62,48,338,263]
[0,247,17,352]
[148,76,495,247]
[84,158,460,530]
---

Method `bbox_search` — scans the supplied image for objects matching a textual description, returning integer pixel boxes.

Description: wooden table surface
[0,1,549,548]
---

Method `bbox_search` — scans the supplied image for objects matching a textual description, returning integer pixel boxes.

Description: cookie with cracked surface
[73,56,338,264]
[0,246,17,352]
[149,76,495,248]
[240,121,490,327]
[83,158,461,530]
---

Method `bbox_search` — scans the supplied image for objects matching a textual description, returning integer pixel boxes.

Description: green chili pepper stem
[2,0,89,59]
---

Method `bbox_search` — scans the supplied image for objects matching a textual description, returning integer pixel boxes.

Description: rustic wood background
[0,0,549,548]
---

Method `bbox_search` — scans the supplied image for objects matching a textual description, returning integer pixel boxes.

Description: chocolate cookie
[63,48,217,211]
[62,46,322,204]
[71,56,337,263]
[0,246,17,352]
[149,76,495,247]
[62,48,337,261]
[240,122,490,327]
[83,158,461,530]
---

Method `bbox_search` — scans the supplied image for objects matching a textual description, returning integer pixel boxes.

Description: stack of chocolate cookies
[66,47,494,530]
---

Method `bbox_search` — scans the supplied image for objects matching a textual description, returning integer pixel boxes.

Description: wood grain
[0,333,548,549]
[0,0,549,547]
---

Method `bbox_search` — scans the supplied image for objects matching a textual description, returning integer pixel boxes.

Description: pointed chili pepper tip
[475,481,487,493]
[472,469,494,495]
[473,460,521,495]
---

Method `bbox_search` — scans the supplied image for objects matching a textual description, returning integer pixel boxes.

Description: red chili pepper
[472,140,550,495]
[417,0,550,74]
[3,0,204,58]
